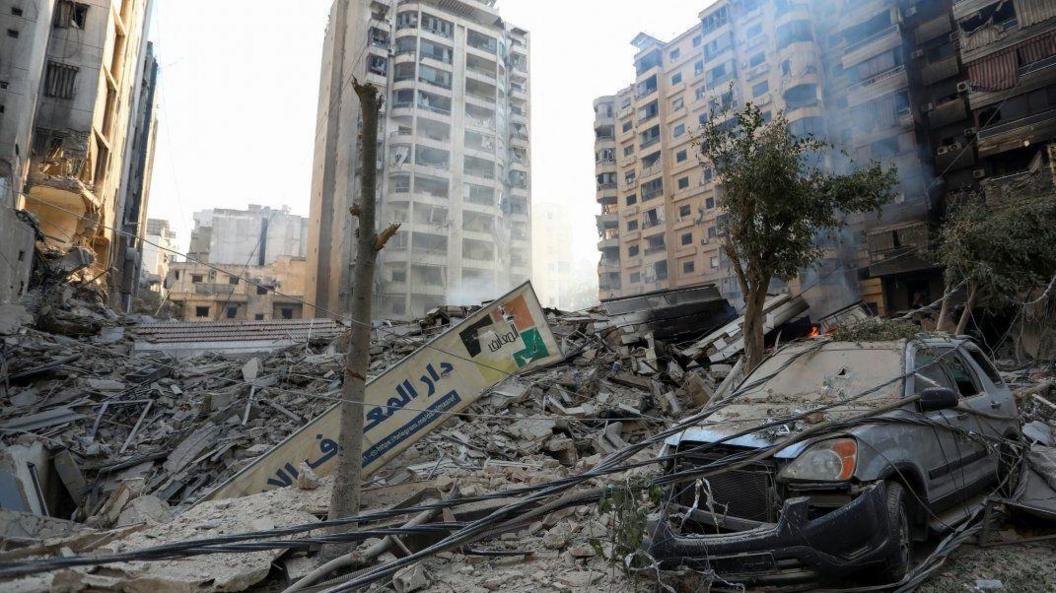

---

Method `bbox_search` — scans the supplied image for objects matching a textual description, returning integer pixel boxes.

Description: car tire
[875,481,912,585]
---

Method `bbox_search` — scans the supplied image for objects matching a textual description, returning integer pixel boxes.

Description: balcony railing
[978,107,1056,141]
[640,136,660,149]
[597,182,617,191]
[843,24,898,56]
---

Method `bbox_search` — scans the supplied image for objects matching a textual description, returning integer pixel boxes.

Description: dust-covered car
[647,336,1021,585]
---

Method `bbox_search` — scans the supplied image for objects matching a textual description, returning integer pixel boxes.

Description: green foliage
[697,101,898,286]
[938,191,1056,306]
[592,479,663,572]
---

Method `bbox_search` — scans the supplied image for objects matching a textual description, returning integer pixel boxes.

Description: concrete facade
[188,205,308,266]
[307,0,532,321]
[166,256,308,322]
[20,0,155,309]
[0,0,56,303]
[141,217,176,295]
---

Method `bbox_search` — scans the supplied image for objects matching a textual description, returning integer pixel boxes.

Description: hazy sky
[146,0,711,260]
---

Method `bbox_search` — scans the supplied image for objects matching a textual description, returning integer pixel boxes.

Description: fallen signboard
[201,281,561,501]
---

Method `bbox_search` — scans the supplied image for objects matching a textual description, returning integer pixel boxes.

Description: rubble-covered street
[3,271,1056,593]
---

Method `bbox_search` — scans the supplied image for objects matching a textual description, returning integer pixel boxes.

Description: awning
[1015,0,1056,28]
[967,49,1018,90]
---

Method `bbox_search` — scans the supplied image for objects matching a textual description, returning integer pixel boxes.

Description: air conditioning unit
[922,102,934,113]
[950,141,963,151]
[937,146,949,155]
[963,127,977,137]
[956,81,971,93]
[972,168,987,179]
[912,49,925,59]
[388,47,396,56]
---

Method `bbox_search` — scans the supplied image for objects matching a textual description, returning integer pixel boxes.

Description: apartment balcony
[624,256,642,269]
[847,65,908,107]
[511,86,528,101]
[595,159,616,176]
[838,0,891,30]
[511,112,528,126]
[596,213,618,228]
[596,181,617,193]
[640,136,660,150]
[639,162,662,180]
[622,229,641,242]
[928,98,967,129]
[920,54,960,85]
[977,107,1056,157]
[842,25,902,70]
[969,54,1056,110]
[598,259,621,273]
[953,0,1003,21]
[643,244,668,258]
[915,14,953,45]
[597,236,619,249]
[776,2,812,28]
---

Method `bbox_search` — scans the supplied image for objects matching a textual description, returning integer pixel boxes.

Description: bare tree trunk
[935,283,953,333]
[955,281,978,336]
[322,79,382,563]
[742,276,769,372]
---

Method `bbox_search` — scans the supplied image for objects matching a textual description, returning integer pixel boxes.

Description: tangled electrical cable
[4,334,1023,593]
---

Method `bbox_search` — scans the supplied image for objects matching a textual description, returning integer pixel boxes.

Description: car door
[930,346,999,499]
[907,345,974,507]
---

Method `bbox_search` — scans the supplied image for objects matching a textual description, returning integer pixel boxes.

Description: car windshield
[736,341,905,404]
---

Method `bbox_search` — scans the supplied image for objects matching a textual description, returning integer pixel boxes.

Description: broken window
[653,260,668,280]
[467,30,497,53]
[54,1,88,29]
[641,178,663,201]
[367,55,387,76]
[420,12,453,38]
[228,276,239,285]
[463,155,494,179]
[395,36,417,56]
[44,61,78,99]
[191,274,203,283]
[419,38,452,64]
[395,11,417,30]
[629,244,639,256]
[226,306,238,319]
[415,174,449,198]
[281,307,294,320]
[416,145,450,170]
[257,285,268,295]
[392,174,411,193]
[679,204,691,218]
[702,5,729,35]
[464,183,494,205]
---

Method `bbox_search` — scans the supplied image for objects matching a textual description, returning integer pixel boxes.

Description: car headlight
[779,438,857,481]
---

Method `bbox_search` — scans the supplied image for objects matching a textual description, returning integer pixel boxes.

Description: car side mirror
[918,387,958,412]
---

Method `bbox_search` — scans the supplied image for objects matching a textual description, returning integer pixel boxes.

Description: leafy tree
[697,102,896,370]
[936,187,1056,335]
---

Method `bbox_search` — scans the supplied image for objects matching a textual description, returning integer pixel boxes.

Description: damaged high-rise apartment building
[2,0,158,311]
[307,0,531,320]
[166,205,310,322]
[594,0,1056,315]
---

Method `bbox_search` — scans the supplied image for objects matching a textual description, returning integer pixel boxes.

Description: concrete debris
[392,564,431,593]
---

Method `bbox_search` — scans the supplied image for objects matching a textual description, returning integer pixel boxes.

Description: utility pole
[322,78,399,563]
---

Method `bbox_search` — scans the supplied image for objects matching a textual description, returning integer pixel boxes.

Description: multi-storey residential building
[188,205,309,266]
[166,256,308,322]
[141,217,177,295]
[0,0,56,303]
[595,0,1055,315]
[19,0,156,310]
[307,0,531,320]
[595,0,832,304]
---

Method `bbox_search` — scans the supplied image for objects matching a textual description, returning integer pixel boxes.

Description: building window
[7,29,18,38]
[195,306,209,318]
[173,270,180,280]
[630,272,641,283]
[226,306,238,319]
[671,72,682,85]
[692,35,702,47]
[694,60,704,75]
[281,308,294,320]
[681,232,692,246]
[11,7,23,16]
[228,276,239,285]
[54,1,88,29]
[752,80,769,97]
[781,59,791,76]
[654,260,668,281]
[254,314,265,321]
[706,197,715,209]
[683,260,695,274]
[708,226,718,238]
[673,123,686,137]
[750,52,765,67]
[672,97,684,111]
[670,48,680,60]
[676,149,687,163]
[626,194,637,205]
[678,176,689,189]
[191,274,204,283]
[679,204,691,217]
[627,219,638,231]
[623,144,634,156]
[392,269,406,282]
[44,61,78,99]
[622,120,632,132]
[628,245,639,257]
[257,285,268,295]
[710,256,720,269]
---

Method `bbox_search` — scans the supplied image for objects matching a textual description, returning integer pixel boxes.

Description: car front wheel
[875,481,913,585]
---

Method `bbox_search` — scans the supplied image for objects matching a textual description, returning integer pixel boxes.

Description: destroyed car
[648,337,1021,585]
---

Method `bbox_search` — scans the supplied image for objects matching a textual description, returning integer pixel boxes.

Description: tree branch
[374,223,400,251]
